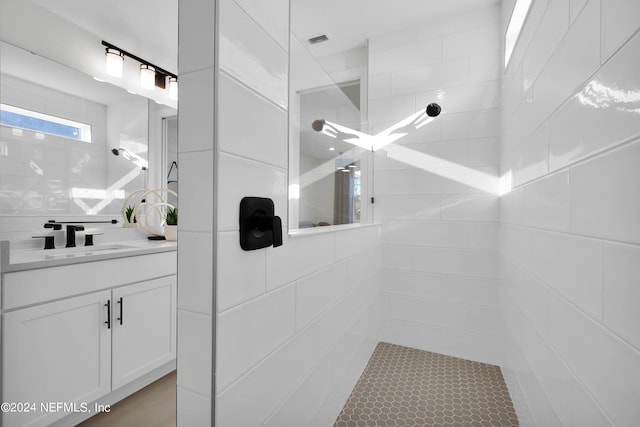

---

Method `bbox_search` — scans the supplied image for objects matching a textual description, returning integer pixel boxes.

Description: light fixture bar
[101,40,177,80]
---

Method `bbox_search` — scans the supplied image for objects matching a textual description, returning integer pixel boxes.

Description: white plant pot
[164,225,177,241]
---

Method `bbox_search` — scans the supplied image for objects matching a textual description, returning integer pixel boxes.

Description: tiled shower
[500,0,640,425]
[176,0,640,426]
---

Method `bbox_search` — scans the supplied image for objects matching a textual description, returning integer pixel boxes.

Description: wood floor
[78,371,176,427]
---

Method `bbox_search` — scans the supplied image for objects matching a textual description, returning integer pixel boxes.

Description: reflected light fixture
[102,40,178,98]
[105,47,124,77]
[168,77,178,100]
[140,64,155,90]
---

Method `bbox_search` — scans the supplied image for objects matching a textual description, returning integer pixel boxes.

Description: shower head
[426,103,441,117]
[312,119,326,132]
[111,147,148,170]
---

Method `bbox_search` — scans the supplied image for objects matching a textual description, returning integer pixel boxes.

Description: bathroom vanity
[0,238,177,427]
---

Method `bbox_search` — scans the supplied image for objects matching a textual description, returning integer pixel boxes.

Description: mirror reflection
[289,34,371,230]
[0,41,153,217]
[0,0,178,225]
[0,42,175,219]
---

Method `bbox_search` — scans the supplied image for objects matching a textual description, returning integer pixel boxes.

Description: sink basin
[11,243,138,263]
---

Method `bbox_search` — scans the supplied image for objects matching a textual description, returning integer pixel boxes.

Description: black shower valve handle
[251,212,282,244]
[239,197,283,250]
[271,216,283,247]
[250,211,283,247]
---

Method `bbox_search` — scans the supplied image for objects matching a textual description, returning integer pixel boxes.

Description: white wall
[369,5,503,366]
[499,0,640,425]
[0,73,146,216]
[177,0,380,425]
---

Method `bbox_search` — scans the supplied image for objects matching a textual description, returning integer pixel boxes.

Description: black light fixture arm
[102,40,177,80]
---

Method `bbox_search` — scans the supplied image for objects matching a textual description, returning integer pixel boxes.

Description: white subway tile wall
[0,74,146,217]
[500,0,640,424]
[370,4,503,367]
[218,0,288,109]
[178,0,381,425]
[177,0,217,423]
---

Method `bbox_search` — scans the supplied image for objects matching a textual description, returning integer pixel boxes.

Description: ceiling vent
[308,34,329,44]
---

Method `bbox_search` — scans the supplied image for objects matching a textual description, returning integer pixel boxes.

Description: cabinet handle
[116,297,123,325]
[105,300,111,329]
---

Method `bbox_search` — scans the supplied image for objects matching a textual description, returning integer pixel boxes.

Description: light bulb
[168,77,178,100]
[140,64,155,90]
[105,48,124,77]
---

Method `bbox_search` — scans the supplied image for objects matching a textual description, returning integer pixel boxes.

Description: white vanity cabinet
[111,276,176,390]
[3,291,112,427]
[1,250,177,427]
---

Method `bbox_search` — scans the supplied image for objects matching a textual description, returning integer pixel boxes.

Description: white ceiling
[292,0,501,56]
[25,0,502,78]
[0,41,134,106]
[33,0,178,74]
[6,0,500,114]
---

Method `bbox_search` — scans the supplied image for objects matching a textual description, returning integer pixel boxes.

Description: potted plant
[164,206,177,241]
[124,205,137,226]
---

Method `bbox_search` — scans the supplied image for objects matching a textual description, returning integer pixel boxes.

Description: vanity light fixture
[101,40,178,98]
[140,64,155,90]
[105,47,124,77]
[168,77,178,100]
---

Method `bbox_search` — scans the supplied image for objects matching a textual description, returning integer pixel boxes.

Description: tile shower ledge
[0,239,177,273]
[288,222,381,238]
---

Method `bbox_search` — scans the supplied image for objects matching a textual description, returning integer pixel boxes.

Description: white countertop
[0,239,177,273]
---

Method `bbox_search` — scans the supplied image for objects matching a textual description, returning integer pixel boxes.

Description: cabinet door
[2,290,112,427]
[111,276,176,390]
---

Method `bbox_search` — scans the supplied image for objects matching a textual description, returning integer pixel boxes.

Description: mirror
[0,41,153,218]
[0,0,177,227]
[288,32,372,231]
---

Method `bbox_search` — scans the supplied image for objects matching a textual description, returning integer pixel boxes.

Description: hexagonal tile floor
[334,342,519,427]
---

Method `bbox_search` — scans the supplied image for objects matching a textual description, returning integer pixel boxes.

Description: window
[504,0,533,69]
[0,103,92,142]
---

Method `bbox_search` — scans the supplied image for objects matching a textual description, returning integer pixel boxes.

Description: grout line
[226,0,288,57]
[510,134,640,191]
[600,239,605,328]
[381,290,500,311]
[502,222,640,248]
[218,69,287,114]
[218,148,288,172]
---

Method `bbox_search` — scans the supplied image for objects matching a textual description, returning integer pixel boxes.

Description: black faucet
[66,225,85,248]
[35,223,63,250]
